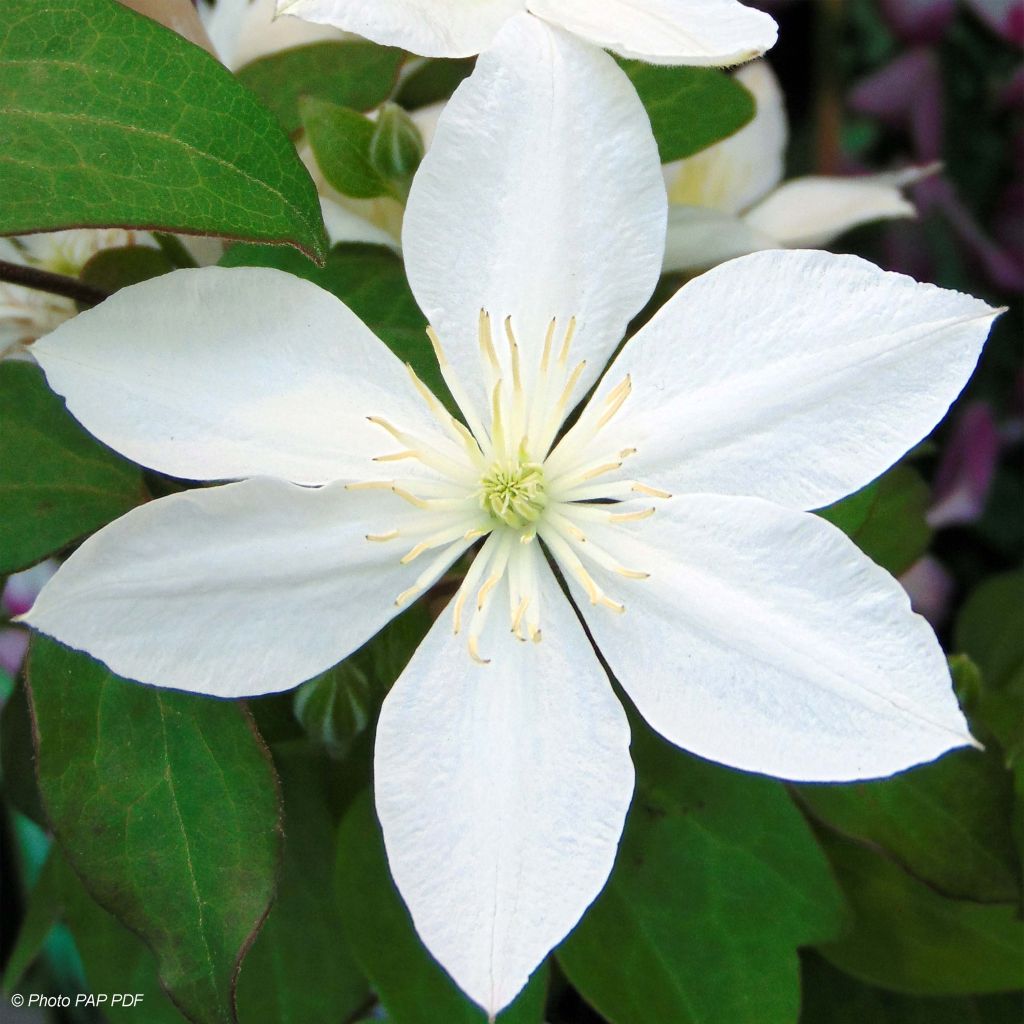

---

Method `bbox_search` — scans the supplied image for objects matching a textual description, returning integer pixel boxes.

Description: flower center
[479,451,547,529]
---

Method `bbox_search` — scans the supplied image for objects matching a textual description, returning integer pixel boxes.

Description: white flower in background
[0,230,149,359]
[22,16,999,1017]
[663,60,937,272]
[278,0,778,65]
[198,0,348,70]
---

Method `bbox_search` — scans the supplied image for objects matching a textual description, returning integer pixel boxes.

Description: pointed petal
[403,14,665,414]
[32,267,454,486]
[375,558,633,1015]
[529,0,777,65]
[24,479,471,697]
[662,205,777,272]
[744,173,924,248]
[567,493,974,782]
[588,249,1000,510]
[276,0,523,57]
[663,58,786,216]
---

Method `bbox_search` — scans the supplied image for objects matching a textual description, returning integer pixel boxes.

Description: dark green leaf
[236,745,369,1024]
[0,0,326,259]
[620,61,756,162]
[27,638,283,1024]
[558,728,846,1024]
[1,845,63,994]
[816,829,1024,995]
[800,952,1024,1024]
[396,58,475,109]
[300,98,396,200]
[818,466,932,575]
[220,242,447,404]
[797,745,1020,904]
[79,246,176,295]
[237,42,403,136]
[335,790,549,1024]
[0,679,47,825]
[0,362,145,574]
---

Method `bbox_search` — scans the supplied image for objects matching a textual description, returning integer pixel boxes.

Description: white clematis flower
[277,0,778,66]
[23,15,999,1017]
[664,60,937,272]
[0,229,151,360]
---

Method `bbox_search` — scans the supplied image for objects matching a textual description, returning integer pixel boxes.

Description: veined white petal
[32,267,458,486]
[23,479,473,697]
[529,0,777,65]
[663,59,786,217]
[403,14,665,417]
[276,0,523,57]
[375,558,633,1015]
[662,204,777,272]
[568,493,975,782]
[585,249,1000,510]
[744,173,922,248]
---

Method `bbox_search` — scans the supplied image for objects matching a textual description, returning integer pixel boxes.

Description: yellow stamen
[478,309,500,372]
[468,636,491,665]
[632,483,672,499]
[366,530,400,542]
[608,507,655,523]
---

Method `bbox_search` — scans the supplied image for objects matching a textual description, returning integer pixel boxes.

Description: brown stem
[0,258,111,308]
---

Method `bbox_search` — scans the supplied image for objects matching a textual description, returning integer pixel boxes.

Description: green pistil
[480,458,547,529]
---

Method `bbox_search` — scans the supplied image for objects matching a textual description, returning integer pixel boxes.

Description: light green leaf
[335,790,549,1024]
[0,362,145,575]
[27,638,283,1024]
[0,0,326,259]
[300,98,396,200]
[816,829,1024,995]
[236,745,370,1024]
[557,727,846,1024]
[237,41,404,136]
[620,61,756,162]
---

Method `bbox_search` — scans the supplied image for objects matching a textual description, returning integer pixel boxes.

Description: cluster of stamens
[350,309,670,664]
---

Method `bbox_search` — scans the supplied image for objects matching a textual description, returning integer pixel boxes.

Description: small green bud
[370,102,426,198]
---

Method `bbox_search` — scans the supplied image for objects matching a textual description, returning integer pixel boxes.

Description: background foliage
[0,0,1021,1022]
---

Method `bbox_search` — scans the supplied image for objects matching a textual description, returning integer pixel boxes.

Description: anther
[366,530,400,542]
[476,574,500,612]
[558,316,577,364]
[632,483,672,499]
[478,309,500,372]
[608,507,656,523]
[468,636,491,665]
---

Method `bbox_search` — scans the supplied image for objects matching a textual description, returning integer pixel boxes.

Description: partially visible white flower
[663,61,937,272]
[198,0,348,70]
[21,17,999,1018]
[277,0,778,66]
[0,230,149,360]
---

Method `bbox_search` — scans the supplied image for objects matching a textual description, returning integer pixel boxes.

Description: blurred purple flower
[1,561,57,676]
[880,0,957,43]
[928,402,1001,529]
[964,0,1024,46]
[900,555,956,626]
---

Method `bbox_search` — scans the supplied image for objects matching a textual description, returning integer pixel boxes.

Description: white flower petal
[587,249,1000,510]
[24,479,470,697]
[663,59,787,215]
[567,493,975,782]
[375,557,633,1015]
[530,0,777,65]
[276,0,523,57]
[319,195,401,250]
[403,14,665,415]
[744,174,921,248]
[662,204,777,272]
[32,267,453,486]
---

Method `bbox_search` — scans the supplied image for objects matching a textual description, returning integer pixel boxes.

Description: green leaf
[0,362,145,574]
[236,745,370,1024]
[395,58,475,109]
[237,41,404,136]
[27,638,283,1024]
[818,466,932,575]
[300,98,396,200]
[0,0,326,259]
[1,845,63,994]
[816,829,1024,995]
[619,61,756,162]
[0,679,47,825]
[797,745,1020,904]
[557,727,846,1024]
[801,952,1024,1024]
[79,245,176,294]
[335,790,549,1024]
[220,242,447,404]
